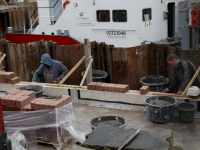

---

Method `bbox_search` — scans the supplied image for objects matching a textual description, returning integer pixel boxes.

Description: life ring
[63,0,70,11]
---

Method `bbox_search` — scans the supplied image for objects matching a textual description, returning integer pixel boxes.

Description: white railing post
[51,8,54,25]
[30,18,32,34]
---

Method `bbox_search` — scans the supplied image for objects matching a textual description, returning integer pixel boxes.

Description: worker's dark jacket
[167,59,200,92]
[32,53,68,83]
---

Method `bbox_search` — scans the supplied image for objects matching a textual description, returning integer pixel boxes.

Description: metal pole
[84,39,93,84]
[51,8,54,25]
[30,18,32,34]
[24,26,25,34]
[24,0,30,29]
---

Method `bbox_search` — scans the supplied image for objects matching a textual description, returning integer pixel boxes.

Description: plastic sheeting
[3,103,85,149]
[8,131,37,150]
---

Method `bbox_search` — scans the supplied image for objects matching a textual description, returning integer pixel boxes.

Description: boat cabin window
[97,10,110,22]
[113,10,127,22]
[142,8,152,21]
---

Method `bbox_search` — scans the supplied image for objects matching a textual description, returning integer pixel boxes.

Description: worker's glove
[53,78,61,84]
[163,88,169,93]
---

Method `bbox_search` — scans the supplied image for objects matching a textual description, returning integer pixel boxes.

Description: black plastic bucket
[144,96,177,123]
[81,70,108,84]
[90,115,126,130]
[17,85,44,98]
[140,75,169,92]
[178,103,196,123]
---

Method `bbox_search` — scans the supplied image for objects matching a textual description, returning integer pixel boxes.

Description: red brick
[140,86,144,95]
[38,99,49,110]
[48,99,65,109]
[6,89,23,95]
[0,72,6,83]
[18,91,36,100]
[95,82,102,91]
[87,82,95,90]
[62,95,71,105]
[99,83,107,91]
[21,104,32,111]
[1,95,12,105]
[140,86,149,95]
[2,105,8,111]
[43,99,54,110]
[30,98,40,110]
[114,84,129,93]
[7,106,21,111]
[5,72,15,80]
[10,77,20,84]
[15,96,31,108]
[34,98,44,110]
[7,95,22,107]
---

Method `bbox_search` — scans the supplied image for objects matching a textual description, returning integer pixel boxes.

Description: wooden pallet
[28,138,72,149]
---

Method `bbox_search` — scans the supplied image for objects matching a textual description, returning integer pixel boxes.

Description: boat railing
[26,5,62,34]
[25,0,62,34]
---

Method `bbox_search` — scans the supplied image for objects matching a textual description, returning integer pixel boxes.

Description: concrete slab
[82,127,172,150]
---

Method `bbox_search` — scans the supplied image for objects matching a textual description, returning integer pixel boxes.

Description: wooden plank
[35,41,41,69]
[2,13,7,39]
[159,44,166,76]
[56,45,65,64]
[149,43,155,75]
[8,43,19,76]
[94,42,102,70]
[0,14,3,39]
[130,45,149,90]
[16,44,25,81]
[63,44,85,85]
[104,44,113,83]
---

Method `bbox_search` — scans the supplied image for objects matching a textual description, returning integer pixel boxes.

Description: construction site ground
[35,102,200,150]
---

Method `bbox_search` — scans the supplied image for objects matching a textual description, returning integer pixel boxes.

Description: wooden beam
[80,58,93,87]
[84,39,93,84]
[57,56,85,86]
[182,66,200,96]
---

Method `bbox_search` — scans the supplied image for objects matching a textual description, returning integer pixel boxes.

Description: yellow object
[161,0,165,3]
[73,3,77,7]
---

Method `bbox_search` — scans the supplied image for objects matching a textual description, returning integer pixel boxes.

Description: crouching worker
[32,53,68,84]
[163,54,200,95]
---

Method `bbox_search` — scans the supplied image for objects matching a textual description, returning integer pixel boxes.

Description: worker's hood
[40,53,53,67]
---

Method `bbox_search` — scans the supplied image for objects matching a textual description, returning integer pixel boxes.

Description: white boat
[31,0,194,48]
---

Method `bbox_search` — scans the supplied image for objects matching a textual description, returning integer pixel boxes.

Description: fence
[0,1,38,39]
[1,39,200,90]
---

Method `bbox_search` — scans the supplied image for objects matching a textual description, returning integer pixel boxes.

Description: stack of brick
[140,86,149,95]
[87,82,129,93]
[29,95,71,111]
[0,71,20,84]
[1,89,36,111]
[1,89,72,111]
[2,89,73,146]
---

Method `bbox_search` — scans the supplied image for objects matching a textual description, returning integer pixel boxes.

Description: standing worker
[32,53,68,84]
[163,54,200,95]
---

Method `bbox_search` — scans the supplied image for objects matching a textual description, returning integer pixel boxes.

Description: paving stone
[82,127,173,150]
